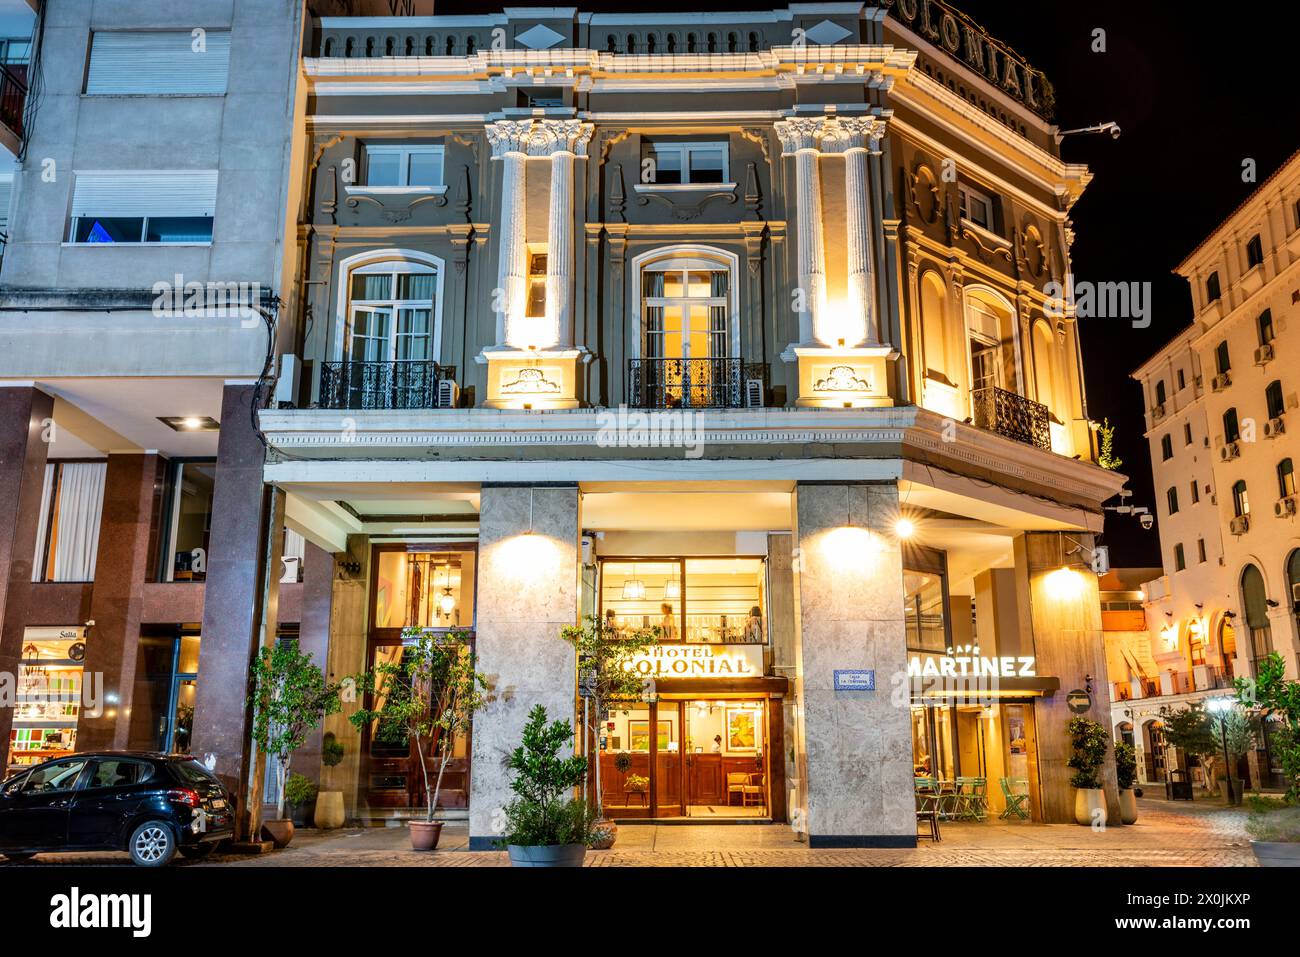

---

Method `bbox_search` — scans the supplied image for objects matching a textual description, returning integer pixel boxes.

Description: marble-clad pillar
[793,482,914,847]
[469,485,580,849]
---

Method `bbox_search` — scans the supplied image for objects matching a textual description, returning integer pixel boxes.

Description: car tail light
[167,787,201,808]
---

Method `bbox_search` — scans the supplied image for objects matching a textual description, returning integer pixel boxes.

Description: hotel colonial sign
[623,645,764,678]
[885,0,1056,119]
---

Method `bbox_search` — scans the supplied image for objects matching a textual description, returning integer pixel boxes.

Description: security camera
[1102,121,1121,139]
[1139,513,1154,530]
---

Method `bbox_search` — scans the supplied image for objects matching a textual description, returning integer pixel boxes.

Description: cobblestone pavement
[1,796,1256,867]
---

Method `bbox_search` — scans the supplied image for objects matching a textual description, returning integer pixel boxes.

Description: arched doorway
[1216,615,1237,682]
[1240,564,1272,674]
[1142,719,1166,782]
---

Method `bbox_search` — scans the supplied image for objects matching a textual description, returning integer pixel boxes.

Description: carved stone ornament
[487,118,595,158]
[774,114,888,155]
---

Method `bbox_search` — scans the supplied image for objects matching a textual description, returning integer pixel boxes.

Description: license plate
[209,798,227,809]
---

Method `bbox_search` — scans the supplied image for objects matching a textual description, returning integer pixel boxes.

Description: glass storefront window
[904,569,947,652]
[128,630,201,753]
[7,630,86,771]
[600,557,766,644]
[163,461,216,582]
[373,549,476,630]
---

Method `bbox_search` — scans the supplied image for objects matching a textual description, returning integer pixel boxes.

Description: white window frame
[958,182,996,232]
[642,141,731,186]
[629,246,740,359]
[360,145,446,191]
[65,170,218,247]
[333,250,446,364]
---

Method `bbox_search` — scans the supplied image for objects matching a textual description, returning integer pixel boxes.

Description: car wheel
[128,821,177,867]
[178,843,216,860]
[1,853,35,863]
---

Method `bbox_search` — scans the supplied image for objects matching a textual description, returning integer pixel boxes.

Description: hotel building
[1,1,1127,848]
[1121,149,1300,792]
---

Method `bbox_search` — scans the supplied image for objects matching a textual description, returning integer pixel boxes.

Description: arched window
[1240,564,1272,673]
[964,288,1016,397]
[1223,407,1240,443]
[1033,320,1057,417]
[337,254,442,364]
[1278,458,1296,498]
[920,271,949,383]
[1154,379,1166,406]
[1232,479,1249,517]
[1266,379,1284,419]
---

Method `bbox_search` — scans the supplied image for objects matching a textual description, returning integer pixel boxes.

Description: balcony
[318,360,457,411]
[0,62,26,151]
[627,357,767,410]
[971,386,1051,451]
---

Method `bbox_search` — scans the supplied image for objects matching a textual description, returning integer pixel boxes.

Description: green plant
[1096,418,1122,470]
[250,642,341,821]
[1245,792,1288,813]
[1066,716,1108,790]
[1157,702,1217,783]
[1114,741,1137,790]
[624,773,649,792]
[499,705,592,848]
[560,615,658,814]
[349,628,493,823]
[321,737,345,769]
[1245,806,1300,843]
[1236,653,1300,802]
[285,773,318,808]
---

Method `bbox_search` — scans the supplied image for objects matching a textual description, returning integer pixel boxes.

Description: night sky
[441,1,1300,565]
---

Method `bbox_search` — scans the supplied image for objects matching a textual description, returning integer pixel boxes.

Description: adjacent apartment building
[1122,148,1300,791]
[1,1,1129,848]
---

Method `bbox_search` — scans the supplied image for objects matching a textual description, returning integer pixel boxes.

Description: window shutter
[86,31,232,95]
[71,170,219,219]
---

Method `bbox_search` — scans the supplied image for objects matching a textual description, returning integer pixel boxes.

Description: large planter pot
[290,802,314,828]
[1250,841,1300,867]
[507,843,587,867]
[262,818,294,849]
[409,820,443,851]
[1118,788,1139,825]
[1073,788,1107,827]
[589,819,617,850]
[314,791,345,829]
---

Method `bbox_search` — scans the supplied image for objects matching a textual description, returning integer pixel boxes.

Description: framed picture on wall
[628,720,672,752]
[725,707,760,753]
[1009,715,1026,755]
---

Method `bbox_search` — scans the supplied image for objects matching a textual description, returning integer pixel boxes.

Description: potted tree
[1114,741,1138,824]
[1157,703,1216,797]
[560,614,657,848]
[1066,716,1109,826]
[349,628,492,851]
[250,642,341,848]
[500,705,593,867]
[285,774,318,827]
[1207,703,1255,805]
[314,736,346,829]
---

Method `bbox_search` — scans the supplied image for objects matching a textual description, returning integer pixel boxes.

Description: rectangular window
[524,251,548,319]
[85,31,231,95]
[1206,272,1221,303]
[1174,543,1186,572]
[69,170,217,245]
[1160,434,1173,460]
[0,37,32,65]
[1167,487,1179,515]
[1258,309,1275,345]
[1190,481,1199,504]
[599,557,767,645]
[1176,369,1186,391]
[1184,422,1193,446]
[363,145,444,188]
[161,461,216,582]
[372,548,477,630]
[643,141,729,185]
[1246,234,1263,269]
[32,462,107,583]
[1197,539,1207,563]
[958,183,997,231]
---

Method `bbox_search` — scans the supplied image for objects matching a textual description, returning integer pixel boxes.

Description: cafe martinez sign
[907,652,1037,679]
[884,0,1056,120]
[623,644,763,678]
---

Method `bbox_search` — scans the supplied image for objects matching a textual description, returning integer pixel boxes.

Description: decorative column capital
[774,116,827,154]
[775,113,889,156]
[486,118,595,158]
[485,119,535,158]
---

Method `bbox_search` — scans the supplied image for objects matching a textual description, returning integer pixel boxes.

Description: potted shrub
[285,774,318,828]
[1245,804,1300,866]
[560,615,657,848]
[250,642,341,848]
[1236,652,1300,804]
[1114,741,1138,824]
[349,628,492,851]
[1066,716,1109,826]
[314,737,346,829]
[500,705,593,867]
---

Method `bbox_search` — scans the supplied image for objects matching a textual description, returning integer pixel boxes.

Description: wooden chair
[726,772,749,806]
[915,777,941,841]
[741,773,764,807]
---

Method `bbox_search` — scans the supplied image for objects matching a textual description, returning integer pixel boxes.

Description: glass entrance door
[684,699,767,817]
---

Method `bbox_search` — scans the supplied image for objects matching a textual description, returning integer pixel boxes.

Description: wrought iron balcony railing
[970,386,1051,451]
[627,357,768,409]
[318,360,457,411]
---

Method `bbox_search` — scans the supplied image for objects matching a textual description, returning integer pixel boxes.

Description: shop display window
[600,557,766,644]
[7,630,87,772]
[373,548,476,630]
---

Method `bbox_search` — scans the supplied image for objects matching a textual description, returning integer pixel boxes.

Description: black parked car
[0,752,233,866]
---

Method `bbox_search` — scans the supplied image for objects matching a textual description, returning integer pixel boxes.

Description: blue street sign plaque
[833,670,875,691]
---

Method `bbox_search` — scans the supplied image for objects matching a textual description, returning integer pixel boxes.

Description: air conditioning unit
[1255,343,1275,365]
[1218,441,1240,462]
[1275,496,1298,518]
[1264,416,1286,438]
[435,379,460,409]
[744,378,765,408]
[1229,514,1251,535]
[1212,372,1232,391]
[1194,374,1204,390]
[1150,402,1166,420]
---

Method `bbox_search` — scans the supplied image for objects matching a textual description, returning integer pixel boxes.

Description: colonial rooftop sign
[623,644,763,678]
[886,0,1056,120]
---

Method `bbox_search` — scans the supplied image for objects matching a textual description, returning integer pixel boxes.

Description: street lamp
[1205,697,1236,806]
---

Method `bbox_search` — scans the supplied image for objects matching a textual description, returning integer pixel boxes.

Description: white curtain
[283,527,306,562]
[30,464,55,582]
[52,463,106,582]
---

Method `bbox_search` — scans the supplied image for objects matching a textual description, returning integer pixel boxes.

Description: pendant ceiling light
[622,579,646,600]
[665,579,681,600]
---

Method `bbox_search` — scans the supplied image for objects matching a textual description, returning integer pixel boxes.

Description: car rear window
[88,759,154,788]
[171,759,221,787]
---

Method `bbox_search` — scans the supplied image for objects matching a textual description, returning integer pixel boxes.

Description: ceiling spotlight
[895,517,916,540]
[158,416,220,432]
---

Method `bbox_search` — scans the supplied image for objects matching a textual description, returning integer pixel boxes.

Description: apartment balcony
[626,357,768,410]
[971,386,1051,451]
[0,62,26,156]
[318,360,458,411]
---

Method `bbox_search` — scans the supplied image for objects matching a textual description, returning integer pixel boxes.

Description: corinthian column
[485,120,532,347]
[840,116,886,346]
[541,120,594,349]
[775,117,829,346]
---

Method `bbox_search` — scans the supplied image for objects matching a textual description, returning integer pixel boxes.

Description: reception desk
[600,751,765,814]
